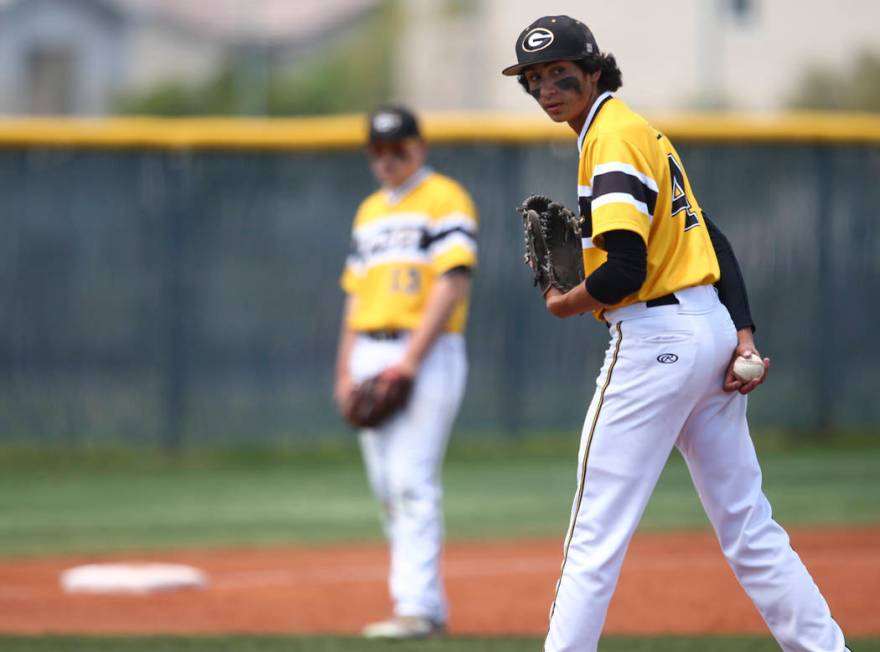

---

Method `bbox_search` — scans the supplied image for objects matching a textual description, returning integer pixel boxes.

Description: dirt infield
[0,526,876,636]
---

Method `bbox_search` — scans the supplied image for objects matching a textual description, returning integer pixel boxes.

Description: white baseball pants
[545,285,847,652]
[352,332,467,623]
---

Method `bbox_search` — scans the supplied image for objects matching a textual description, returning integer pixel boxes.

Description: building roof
[0,0,379,42]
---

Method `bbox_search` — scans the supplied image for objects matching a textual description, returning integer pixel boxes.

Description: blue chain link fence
[1,135,878,446]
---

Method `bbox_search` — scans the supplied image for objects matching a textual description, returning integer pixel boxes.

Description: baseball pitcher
[334,105,477,639]
[503,15,850,652]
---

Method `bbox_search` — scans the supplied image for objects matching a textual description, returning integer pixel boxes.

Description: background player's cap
[367,105,422,143]
[502,15,599,76]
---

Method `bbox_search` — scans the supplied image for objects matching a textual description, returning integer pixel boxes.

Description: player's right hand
[724,348,770,395]
[334,375,354,411]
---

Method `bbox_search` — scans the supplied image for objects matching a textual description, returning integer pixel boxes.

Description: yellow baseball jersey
[578,92,720,318]
[341,168,478,333]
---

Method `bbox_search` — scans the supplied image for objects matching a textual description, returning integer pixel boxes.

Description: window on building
[26,45,77,115]
[726,0,759,26]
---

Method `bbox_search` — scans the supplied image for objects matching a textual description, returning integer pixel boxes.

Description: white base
[60,563,208,594]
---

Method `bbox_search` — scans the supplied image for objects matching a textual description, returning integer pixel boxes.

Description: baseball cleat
[361,615,446,639]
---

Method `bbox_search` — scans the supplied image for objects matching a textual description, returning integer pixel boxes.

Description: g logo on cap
[522,27,554,52]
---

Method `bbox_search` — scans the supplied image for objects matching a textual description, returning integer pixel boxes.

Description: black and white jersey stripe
[590,162,658,222]
[423,212,478,259]
[578,184,594,249]
[348,212,477,273]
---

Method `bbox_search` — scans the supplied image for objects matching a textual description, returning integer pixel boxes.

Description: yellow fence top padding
[0,112,878,149]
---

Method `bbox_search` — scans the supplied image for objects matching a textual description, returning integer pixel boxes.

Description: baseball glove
[342,368,414,429]
[518,194,585,294]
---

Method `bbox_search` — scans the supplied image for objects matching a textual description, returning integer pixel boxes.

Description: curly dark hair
[517,53,623,95]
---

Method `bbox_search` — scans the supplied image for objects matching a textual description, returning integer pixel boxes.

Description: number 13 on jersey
[391,267,421,294]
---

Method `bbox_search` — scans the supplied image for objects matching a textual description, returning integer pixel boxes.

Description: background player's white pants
[351,333,466,623]
[545,285,846,652]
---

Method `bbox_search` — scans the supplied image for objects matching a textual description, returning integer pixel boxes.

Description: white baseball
[732,355,765,383]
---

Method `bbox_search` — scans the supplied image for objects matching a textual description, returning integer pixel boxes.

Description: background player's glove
[342,367,414,429]
[518,194,585,294]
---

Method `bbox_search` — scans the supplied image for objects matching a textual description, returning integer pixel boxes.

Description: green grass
[4,438,879,556]
[4,441,878,649]
[0,636,876,652]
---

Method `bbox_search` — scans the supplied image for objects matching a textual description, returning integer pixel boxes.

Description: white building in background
[2,0,876,117]
[0,0,377,115]
[394,0,880,114]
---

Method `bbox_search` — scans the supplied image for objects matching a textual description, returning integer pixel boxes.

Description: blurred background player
[334,105,478,639]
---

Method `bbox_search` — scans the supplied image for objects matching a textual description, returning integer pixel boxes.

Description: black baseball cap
[502,15,599,76]
[367,105,422,143]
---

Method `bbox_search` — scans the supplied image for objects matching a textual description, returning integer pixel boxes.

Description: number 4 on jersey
[668,154,700,231]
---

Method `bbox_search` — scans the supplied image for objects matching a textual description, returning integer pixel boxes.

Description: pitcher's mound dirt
[0,526,876,636]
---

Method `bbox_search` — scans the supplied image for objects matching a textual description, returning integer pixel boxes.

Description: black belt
[364,330,406,341]
[645,293,679,307]
[605,292,680,328]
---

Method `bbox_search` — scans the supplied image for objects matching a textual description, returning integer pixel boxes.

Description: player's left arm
[395,183,477,377]
[395,267,472,377]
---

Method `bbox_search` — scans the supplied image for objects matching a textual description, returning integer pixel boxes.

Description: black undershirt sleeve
[585,230,647,305]
[585,222,755,332]
[704,215,755,332]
